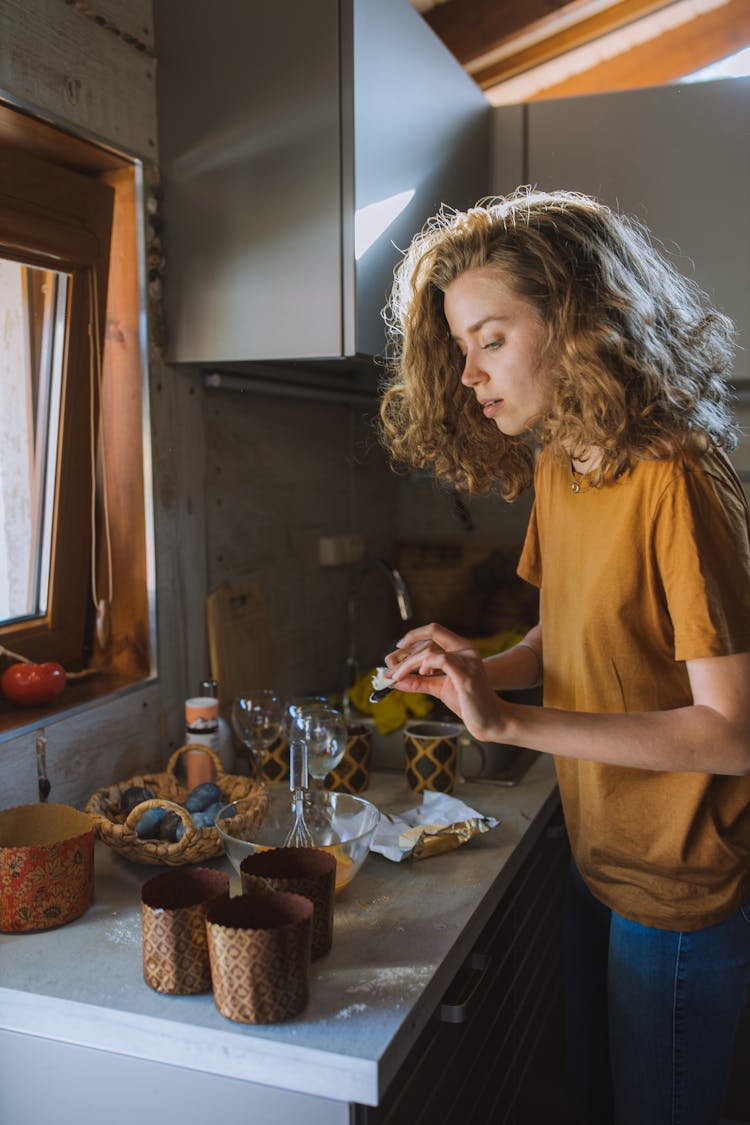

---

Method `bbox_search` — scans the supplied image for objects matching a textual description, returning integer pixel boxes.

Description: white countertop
[0,758,558,1107]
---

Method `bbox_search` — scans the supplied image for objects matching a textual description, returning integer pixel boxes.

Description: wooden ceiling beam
[422,0,673,66]
[484,0,750,101]
[424,0,597,64]
[470,0,701,86]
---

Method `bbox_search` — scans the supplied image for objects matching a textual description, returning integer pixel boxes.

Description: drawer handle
[439,952,491,1024]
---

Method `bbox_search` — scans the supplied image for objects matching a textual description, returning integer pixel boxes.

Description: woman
[378,188,750,1125]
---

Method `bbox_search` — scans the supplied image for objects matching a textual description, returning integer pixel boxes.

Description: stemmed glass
[290,705,347,794]
[283,696,329,743]
[231,690,283,782]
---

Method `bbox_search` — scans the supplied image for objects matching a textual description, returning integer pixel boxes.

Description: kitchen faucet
[344,560,413,701]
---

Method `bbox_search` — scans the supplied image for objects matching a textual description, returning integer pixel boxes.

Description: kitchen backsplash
[202,382,531,700]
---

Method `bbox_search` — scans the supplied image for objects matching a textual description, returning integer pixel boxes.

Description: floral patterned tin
[0,803,95,933]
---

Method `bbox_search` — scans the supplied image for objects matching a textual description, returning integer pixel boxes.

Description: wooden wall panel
[79,0,155,50]
[203,389,399,699]
[0,0,157,158]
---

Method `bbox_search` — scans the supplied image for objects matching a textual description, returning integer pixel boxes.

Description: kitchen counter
[0,758,559,1123]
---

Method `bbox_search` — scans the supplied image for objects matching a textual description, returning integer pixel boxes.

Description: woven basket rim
[84,744,267,866]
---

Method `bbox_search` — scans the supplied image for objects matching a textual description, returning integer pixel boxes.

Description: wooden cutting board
[206,579,272,706]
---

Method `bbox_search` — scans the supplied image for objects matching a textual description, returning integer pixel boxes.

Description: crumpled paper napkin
[370,791,501,862]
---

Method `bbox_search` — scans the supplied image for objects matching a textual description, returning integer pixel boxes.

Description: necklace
[570,449,604,493]
[570,462,584,493]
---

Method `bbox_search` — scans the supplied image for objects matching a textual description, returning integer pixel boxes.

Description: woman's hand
[384,623,508,743]
[385,623,474,669]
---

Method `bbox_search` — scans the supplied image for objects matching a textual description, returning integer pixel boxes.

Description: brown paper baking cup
[141,867,230,994]
[404,721,462,794]
[240,847,335,960]
[0,803,94,933]
[326,725,372,794]
[206,889,312,1024]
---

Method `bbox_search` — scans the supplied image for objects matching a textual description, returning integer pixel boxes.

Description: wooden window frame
[0,105,154,731]
[0,145,113,667]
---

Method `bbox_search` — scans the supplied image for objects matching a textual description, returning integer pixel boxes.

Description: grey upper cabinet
[154,0,490,366]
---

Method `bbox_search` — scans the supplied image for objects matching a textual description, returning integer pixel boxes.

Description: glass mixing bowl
[215,788,380,892]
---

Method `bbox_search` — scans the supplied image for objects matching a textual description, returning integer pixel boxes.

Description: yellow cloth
[348,670,433,734]
[518,445,750,930]
[349,631,523,735]
[472,630,524,658]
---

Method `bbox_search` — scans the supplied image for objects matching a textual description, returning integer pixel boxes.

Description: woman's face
[444,266,555,436]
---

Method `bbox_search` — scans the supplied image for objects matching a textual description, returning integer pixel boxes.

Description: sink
[459,738,540,787]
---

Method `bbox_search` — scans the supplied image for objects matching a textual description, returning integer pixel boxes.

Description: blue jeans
[565,860,750,1125]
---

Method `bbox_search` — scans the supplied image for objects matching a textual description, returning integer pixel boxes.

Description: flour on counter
[334,896,396,932]
[345,965,432,996]
[335,1003,368,1019]
[102,912,141,945]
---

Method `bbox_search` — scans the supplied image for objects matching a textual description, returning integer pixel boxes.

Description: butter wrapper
[370,792,500,862]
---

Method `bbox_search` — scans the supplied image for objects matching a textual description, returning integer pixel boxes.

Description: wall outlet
[318,533,365,567]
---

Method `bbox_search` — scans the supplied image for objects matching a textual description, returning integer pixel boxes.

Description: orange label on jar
[185,696,218,732]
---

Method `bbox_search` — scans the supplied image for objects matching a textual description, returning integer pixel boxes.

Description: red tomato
[1,662,67,707]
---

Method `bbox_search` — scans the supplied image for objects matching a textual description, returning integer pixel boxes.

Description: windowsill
[0,670,157,743]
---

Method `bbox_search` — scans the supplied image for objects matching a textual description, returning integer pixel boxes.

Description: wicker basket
[85,745,267,866]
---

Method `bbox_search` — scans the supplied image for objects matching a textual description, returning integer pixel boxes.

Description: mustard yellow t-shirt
[517,445,750,930]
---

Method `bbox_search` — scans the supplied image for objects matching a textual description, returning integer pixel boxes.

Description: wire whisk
[283,739,314,848]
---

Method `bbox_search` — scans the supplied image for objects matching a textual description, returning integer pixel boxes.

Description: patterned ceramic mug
[403,720,463,794]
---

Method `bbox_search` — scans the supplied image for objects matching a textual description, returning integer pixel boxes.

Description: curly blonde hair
[379,188,738,500]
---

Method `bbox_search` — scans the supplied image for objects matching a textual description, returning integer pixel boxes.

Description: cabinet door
[348,0,491,359]
[525,77,750,386]
[0,1030,350,1125]
[155,0,343,364]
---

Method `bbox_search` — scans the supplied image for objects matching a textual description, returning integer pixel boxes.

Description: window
[0,260,66,623]
[0,142,114,669]
[0,106,153,727]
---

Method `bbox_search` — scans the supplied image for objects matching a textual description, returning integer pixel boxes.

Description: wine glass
[231,690,283,782]
[283,695,329,742]
[292,706,347,793]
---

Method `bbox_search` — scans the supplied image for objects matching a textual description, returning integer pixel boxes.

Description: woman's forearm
[493,698,750,776]
[481,629,750,774]
[387,625,750,775]
[484,623,542,692]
